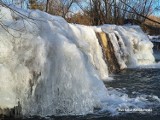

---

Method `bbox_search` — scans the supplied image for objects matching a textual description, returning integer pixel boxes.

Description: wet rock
[0,101,22,118]
[96,32,120,73]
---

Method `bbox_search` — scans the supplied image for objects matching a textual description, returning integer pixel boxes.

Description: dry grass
[145,16,160,28]
[66,13,92,25]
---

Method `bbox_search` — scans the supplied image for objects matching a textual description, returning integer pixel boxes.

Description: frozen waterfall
[0,5,155,117]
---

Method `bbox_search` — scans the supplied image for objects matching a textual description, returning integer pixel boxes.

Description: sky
[153,0,160,16]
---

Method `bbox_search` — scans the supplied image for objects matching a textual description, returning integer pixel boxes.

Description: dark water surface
[2,68,160,120]
[107,68,160,98]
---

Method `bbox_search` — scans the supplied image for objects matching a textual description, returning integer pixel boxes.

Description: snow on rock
[148,35,160,40]
[148,35,160,43]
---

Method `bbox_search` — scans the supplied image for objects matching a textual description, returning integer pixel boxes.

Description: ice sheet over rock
[0,5,108,116]
[101,25,155,68]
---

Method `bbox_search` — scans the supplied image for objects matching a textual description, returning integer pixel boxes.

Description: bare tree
[45,0,77,18]
[76,0,160,25]
[119,0,160,24]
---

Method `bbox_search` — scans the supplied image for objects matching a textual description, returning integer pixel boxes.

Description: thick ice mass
[0,6,108,116]
[101,25,155,68]
[0,5,156,116]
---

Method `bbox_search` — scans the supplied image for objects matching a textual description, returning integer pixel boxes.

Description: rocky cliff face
[96,32,120,73]
[0,102,21,118]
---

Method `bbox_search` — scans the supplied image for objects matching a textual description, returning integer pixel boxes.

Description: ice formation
[101,25,155,68]
[0,6,108,116]
[0,5,156,116]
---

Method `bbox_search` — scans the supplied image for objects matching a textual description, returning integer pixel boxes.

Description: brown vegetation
[144,15,160,29]
[66,12,92,25]
[1,0,160,34]
[142,16,160,35]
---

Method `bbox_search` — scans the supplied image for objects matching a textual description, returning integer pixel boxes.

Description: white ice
[0,5,158,117]
[0,5,108,116]
[101,25,155,68]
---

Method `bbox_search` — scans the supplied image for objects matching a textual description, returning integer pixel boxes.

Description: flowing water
[16,68,160,120]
